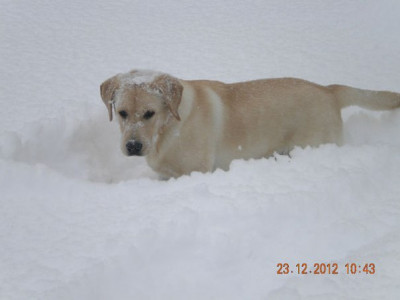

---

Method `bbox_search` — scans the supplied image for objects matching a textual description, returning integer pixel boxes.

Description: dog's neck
[148,81,194,163]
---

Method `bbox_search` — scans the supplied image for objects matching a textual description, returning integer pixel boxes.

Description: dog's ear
[151,74,183,121]
[100,76,120,121]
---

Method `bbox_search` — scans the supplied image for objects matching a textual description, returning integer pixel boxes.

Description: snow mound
[0,113,157,183]
[1,108,400,299]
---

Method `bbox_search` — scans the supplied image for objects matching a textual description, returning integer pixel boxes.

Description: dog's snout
[126,140,143,156]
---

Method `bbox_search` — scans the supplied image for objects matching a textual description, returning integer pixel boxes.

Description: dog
[100,70,400,179]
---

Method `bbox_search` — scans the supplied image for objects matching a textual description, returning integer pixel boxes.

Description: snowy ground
[1,1,400,299]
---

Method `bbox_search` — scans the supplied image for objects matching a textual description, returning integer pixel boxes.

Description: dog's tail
[328,84,400,111]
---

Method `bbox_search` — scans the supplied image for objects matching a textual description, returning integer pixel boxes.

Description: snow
[1,1,400,299]
[118,70,162,86]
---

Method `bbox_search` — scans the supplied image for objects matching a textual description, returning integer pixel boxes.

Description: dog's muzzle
[126,140,143,156]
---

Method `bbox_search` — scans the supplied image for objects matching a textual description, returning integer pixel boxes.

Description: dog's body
[101,70,400,178]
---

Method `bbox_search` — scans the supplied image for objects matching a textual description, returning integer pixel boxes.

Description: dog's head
[100,70,183,156]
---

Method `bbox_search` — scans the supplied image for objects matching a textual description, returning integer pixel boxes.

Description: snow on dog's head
[100,70,183,158]
[118,70,162,87]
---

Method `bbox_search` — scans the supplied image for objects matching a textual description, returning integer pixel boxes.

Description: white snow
[1,1,400,299]
[118,70,162,87]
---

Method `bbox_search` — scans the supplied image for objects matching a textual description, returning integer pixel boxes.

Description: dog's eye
[143,110,155,120]
[119,110,128,119]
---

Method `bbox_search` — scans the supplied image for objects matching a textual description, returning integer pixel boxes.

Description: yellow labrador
[100,70,400,178]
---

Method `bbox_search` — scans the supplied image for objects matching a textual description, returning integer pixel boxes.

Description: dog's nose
[126,140,143,156]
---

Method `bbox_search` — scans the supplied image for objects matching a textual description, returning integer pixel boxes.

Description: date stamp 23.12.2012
[276,263,375,275]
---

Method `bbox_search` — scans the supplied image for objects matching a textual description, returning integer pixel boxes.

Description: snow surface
[1,1,400,299]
